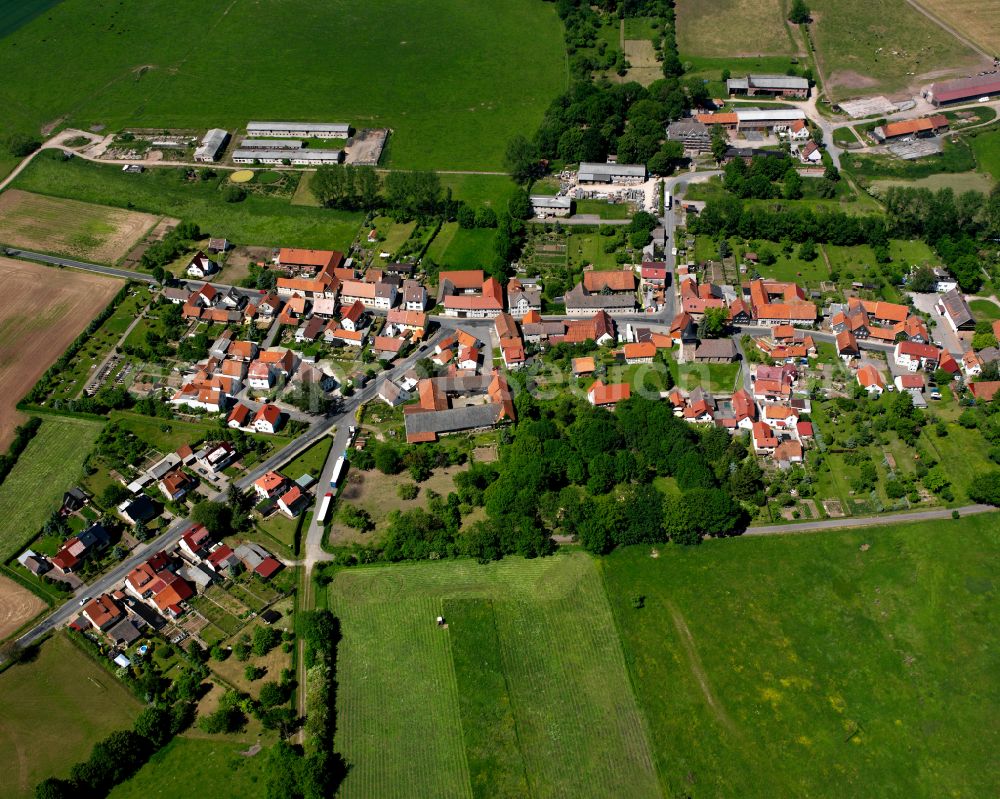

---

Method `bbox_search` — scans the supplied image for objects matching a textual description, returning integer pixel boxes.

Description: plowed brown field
[0,257,120,446]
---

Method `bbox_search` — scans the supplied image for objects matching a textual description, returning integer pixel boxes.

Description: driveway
[909,292,964,356]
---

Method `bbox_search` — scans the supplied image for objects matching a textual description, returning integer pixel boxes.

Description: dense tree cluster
[472,394,753,558]
[533,79,689,172]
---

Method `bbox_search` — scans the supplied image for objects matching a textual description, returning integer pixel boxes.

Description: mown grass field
[425,224,496,269]
[329,554,660,799]
[0,0,565,171]
[107,737,268,799]
[599,514,1000,798]
[0,416,103,562]
[675,0,794,58]
[907,0,1000,55]
[808,0,985,100]
[11,153,363,251]
[0,633,141,798]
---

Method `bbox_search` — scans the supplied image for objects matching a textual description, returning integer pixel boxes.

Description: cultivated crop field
[0,257,120,445]
[808,0,986,100]
[0,574,46,640]
[0,189,158,262]
[676,0,794,57]
[907,0,1000,55]
[0,416,104,563]
[0,633,140,798]
[600,514,1000,798]
[329,553,660,799]
[0,0,566,171]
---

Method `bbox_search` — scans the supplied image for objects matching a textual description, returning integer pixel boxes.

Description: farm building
[926,75,1000,105]
[194,128,230,162]
[530,195,572,217]
[239,138,304,150]
[666,120,712,154]
[247,121,351,138]
[735,108,807,132]
[232,149,343,165]
[727,74,809,98]
[872,115,948,141]
[695,112,738,131]
[577,162,647,184]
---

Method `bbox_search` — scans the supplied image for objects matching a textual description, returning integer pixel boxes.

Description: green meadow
[0,633,141,798]
[0,0,566,171]
[325,514,1000,798]
[328,554,661,799]
[600,514,1000,798]
[12,153,363,251]
[0,416,103,563]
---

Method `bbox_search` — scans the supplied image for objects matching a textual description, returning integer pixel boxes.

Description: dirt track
[0,574,45,641]
[0,257,120,446]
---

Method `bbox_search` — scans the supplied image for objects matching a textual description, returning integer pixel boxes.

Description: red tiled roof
[582,270,636,292]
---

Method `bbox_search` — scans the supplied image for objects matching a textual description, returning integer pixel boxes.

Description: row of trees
[311,166,444,220]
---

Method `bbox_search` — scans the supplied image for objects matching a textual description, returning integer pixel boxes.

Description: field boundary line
[595,560,669,796]
[666,601,737,734]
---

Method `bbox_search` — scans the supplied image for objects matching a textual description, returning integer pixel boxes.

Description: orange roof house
[623,342,656,363]
[587,379,631,407]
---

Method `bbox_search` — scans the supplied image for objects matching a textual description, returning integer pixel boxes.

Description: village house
[402,279,427,311]
[623,342,656,364]
[936,288,975,332]
[178,524,213,561]
[836,330,860,359]
[186,251,217,279]
[159,468,195,502]
[253,403,284,434]
[438,270,505,318]
[857,363,886,395]
[894,340,940,372]
[340,279,397,311]
[50,523,110,574]
[587,379,631,408]
[403,373,516,443]
[82,594,125,632]
[507,279,542,318]
[254,471,286,500]
[278,485,308,518]
[227,402,253,429]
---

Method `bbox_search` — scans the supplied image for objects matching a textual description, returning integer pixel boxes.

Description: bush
[222,185,246,203]
[398,483,419,500]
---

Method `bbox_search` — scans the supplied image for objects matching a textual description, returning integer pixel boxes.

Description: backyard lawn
[970,299,1000,321]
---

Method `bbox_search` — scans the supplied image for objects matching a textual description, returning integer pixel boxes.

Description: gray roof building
[194,129,229,162]
[404,403,507,438]
[247,121,350,138]
[530,195,572,209]
[727,75,809,93]
[937,288,974,330]
[239,139,304,150]
[577,162,647,183]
